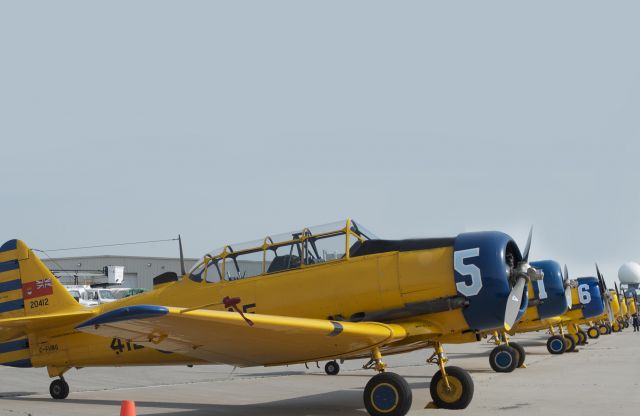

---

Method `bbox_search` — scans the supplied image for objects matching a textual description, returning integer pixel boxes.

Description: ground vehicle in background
[110,288,147,300]
[63,285,99,307]
[85,288,117,304]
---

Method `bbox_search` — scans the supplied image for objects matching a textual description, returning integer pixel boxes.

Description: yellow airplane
[546,274,607,350]
[481,260,571,372]
[584,266,617,337]
[614,283,633,329]
[625,291,638,317]
[0,220,542,415]
[609,287,626,332]
[494,270,604,360]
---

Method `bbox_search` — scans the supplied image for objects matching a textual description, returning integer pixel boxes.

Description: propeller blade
[596,263,607,290]
[565,286,573,309]
[607,300,615,324]
[521,227,533,263]
[595,263,614,324]
[563,265,572,307]
[504,277,527,330]
[178,234,186,276]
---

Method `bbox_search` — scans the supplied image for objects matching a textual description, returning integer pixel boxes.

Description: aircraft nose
[453,231,528,332]
[529,260,569,319]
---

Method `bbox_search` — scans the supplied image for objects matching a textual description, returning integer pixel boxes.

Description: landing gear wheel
[612,322,621,333]
[564,335,576,352]
[546,335,566,354]
[363,372,412,416]
[49,379,69,400]
[576,330,587,346]
[489,345,518,373]
[587,326,600,339]
[605,323,612,334]
[623,321,629,329]
[599,324,610,335]
[325,360,340,375]
[508,342,526,368]
[430,366,474,409]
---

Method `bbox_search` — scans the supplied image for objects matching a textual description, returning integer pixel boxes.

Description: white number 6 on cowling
[578,284,591,304]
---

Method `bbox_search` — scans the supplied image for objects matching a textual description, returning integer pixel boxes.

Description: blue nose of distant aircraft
[530,260,568,319]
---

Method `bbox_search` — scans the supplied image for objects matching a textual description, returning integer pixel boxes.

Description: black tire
[325,360,340,376]
[623,321,629,329]
[576,330,587,346]
[508,342,526,368]
[429,366,474,410]
[564,335,576,352]
[587,326,600,339]
[49,379,69,400]
[489,345,518,373]
[599,324,610,335]
[612,323,621,333]
[363,372,412,416]
[546,335,566,354]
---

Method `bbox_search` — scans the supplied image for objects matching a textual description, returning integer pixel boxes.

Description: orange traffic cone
[120,400,136,416]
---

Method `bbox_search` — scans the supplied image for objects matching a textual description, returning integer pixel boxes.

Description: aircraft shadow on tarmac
[3,382,428,416]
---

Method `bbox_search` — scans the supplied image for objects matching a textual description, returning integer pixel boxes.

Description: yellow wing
[75,305,408,366]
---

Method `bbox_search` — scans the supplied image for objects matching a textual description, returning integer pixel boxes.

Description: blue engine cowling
[530,260,569,320]
[453,231,527,331]
[575,277,605,319]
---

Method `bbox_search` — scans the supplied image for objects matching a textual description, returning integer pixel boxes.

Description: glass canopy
[189,219,376,283]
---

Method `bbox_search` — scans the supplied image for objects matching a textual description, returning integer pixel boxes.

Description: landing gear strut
[428,342,474,409]
[49,377,69,400]
[362,347,412,416]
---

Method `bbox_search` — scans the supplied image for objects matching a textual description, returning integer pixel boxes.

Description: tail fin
[0,239,82,320]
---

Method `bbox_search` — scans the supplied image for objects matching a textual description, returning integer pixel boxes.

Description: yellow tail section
[0,240,92,368]
[0,239,82,319]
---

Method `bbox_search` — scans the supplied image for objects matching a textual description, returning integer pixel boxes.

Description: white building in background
[42,256,199,290]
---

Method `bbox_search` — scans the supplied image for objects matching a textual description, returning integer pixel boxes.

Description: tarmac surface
[0,330,638,415]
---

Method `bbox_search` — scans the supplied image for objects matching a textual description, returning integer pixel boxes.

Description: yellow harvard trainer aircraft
[613,283,633,329]
[481,260,572,372]
[536,274,605,352]
[0,220,542,415]
[584,266,617,338]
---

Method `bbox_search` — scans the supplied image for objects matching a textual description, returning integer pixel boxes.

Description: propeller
[595,263,615,324]
[504,227,543,330]
[178,235,186,276]
[504,277,527,330]
[563,265,573,308]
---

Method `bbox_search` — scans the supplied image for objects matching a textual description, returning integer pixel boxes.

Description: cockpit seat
[267,255,301,273]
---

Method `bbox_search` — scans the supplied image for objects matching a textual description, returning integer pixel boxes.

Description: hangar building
[42,256,199,289]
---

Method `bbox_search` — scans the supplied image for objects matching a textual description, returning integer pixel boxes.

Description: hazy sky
[1,1,639,285]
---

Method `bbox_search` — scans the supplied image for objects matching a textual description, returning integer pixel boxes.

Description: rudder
[0,239,82,320]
